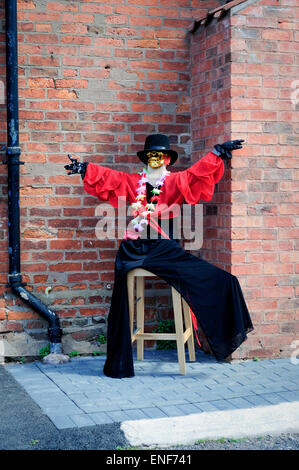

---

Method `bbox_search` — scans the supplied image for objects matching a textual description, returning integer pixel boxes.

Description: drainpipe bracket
[7,273,27,288]
[2,146,24,165]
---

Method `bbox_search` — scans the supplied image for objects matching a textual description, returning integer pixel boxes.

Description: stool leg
[182,299,196,362]
[171,288,186,375]
[127,272,135,339]
[136,276,144,361]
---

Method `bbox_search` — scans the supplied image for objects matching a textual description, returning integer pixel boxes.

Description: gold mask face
[147,151,166,169]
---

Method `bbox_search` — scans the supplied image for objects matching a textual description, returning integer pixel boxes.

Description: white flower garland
[130,167,170,233]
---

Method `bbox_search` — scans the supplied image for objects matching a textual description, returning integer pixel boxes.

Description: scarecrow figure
[65,135,253,378]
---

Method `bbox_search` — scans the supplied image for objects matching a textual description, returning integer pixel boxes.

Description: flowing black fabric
[103,238,254,378]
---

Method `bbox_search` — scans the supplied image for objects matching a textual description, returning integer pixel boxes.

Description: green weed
[153,319,176,350]
[30,439,40,445]
[68,350,80,357]
[97,335,107,345]
[39,344,50,358]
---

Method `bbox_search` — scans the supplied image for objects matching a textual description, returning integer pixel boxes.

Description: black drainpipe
[4,0,63,354]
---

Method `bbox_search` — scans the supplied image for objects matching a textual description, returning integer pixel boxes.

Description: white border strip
[121,402,299,447]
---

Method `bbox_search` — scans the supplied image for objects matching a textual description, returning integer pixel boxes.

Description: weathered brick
[0,321,24,332]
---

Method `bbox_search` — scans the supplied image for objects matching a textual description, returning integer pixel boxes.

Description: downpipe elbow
[11,283,63,354]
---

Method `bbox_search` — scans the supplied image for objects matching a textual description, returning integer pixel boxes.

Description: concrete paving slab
[106,410,131,422]
[193,401,219,412]
[142,407,168,419]
[69,414,96,428]
[176,403,200,415]
[226,397,255,408]
[88,412,114,425]
[210,399,238,411]
[48,415,77,430]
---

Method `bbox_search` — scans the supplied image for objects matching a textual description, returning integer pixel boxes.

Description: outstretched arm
[65,155,135,208]
[174,139,245,204]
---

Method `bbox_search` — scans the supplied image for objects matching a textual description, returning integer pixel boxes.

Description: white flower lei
[130,167,170,233]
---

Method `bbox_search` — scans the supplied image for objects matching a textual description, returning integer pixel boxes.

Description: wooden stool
[127,268,195,375]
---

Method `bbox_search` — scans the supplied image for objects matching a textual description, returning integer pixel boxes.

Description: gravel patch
[135,433,299,450]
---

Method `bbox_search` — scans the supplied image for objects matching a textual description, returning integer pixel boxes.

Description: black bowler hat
[137,134,178,166]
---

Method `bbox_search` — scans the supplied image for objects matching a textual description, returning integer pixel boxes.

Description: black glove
[213,139,245,160]
[64,154,88,180]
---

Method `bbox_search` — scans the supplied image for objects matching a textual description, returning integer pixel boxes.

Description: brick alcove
[190,0,298,359]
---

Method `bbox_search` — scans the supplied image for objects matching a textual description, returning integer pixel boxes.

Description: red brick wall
[191,0,299,359]
[0,0,222,352]
[191,13,232,272]
[230,0,298,359]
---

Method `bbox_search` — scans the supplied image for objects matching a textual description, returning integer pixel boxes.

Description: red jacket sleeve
[175,152,224,204]
[83,162,128,208]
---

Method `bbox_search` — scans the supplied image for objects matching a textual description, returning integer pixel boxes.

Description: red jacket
[83,151,224,239]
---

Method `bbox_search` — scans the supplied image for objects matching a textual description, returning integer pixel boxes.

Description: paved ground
[2,349,299,449]
[0,361,127,450]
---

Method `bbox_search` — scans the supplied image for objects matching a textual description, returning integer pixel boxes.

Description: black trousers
[103,238,253,378]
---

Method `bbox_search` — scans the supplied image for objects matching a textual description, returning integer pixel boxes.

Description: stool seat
[127,268,195,375]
